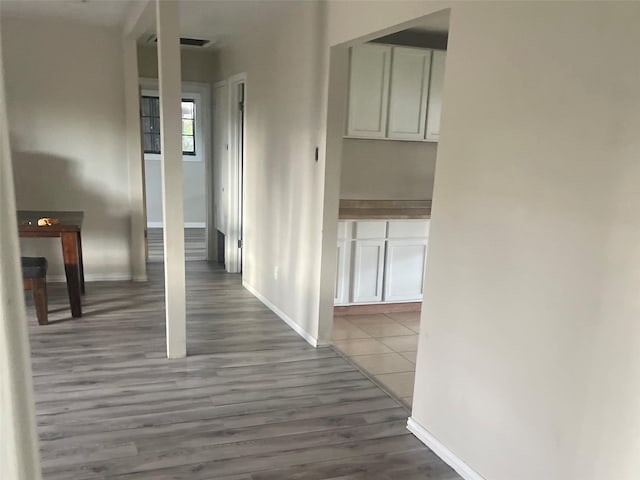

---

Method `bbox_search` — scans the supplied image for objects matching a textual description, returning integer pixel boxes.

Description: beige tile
[395,318,421,333]
[376,372,415,398]
[345,314,396,326]
[384,311,421,323]
[350,353,415,375]
[380,335,419,352]
[356,322,415,338]
[332,317,370,340]
[399,350,418,364]
[332,338,393,356]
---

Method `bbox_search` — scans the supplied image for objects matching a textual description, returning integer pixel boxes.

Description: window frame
[140,89,203,163]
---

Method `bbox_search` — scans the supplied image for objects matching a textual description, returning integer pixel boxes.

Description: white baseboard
[406,417,486,480]
[242,280,318,347]
[47,273,133,283]
[147,222,206,228]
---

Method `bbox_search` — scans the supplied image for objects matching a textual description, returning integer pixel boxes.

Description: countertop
[338,200,431,219]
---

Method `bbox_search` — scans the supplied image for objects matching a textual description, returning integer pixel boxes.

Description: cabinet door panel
[426,50,446,142]
[388,47,432,140]
[351,240,385,303]
[347,45,391,138]
[383,239,427,302]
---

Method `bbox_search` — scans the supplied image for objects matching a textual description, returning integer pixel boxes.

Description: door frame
[225,73,247,273]
[139,78,213,259]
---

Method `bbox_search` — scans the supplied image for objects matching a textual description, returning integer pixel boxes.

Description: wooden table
[17,210,85,318]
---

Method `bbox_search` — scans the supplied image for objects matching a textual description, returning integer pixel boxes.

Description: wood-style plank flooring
[148,228,206,262]
[26,261,460,479]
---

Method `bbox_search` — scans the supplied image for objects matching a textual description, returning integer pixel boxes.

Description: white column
[156,0,186,359]
[0,34,42,480]
[123,36,147,282]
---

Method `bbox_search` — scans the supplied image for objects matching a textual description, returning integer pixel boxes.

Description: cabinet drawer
[387,220,430,238]
[353,221,387,239]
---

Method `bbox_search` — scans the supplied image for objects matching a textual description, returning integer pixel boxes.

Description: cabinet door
[387,47,432,140]
[351,239,386,303]
[383,239,428,302]
[335,222,352,305]
[347,44,391,138]
[425,50,446,142]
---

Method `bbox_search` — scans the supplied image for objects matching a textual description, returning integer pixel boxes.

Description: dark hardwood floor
[26,261,460,479]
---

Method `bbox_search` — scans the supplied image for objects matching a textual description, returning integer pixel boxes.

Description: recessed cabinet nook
[346,43,445,142]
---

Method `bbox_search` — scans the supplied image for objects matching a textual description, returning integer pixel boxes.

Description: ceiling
[0,0,296,48]
[0,0,134,28]
[0,1,448,47]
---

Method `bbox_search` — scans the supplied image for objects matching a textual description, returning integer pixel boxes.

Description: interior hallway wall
[2,16,131,280]
[327,1,640,480]
[214,0,327,340]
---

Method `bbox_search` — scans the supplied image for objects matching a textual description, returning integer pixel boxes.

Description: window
[141,96,196,156]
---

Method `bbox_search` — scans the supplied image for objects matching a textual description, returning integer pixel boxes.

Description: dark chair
[22,257,48,325]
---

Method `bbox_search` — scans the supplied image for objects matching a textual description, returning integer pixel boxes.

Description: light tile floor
[332,311,420,407]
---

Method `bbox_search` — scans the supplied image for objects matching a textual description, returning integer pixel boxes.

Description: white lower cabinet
[383,239,428,302]
[352,239,386,303]
[336,219,430,305]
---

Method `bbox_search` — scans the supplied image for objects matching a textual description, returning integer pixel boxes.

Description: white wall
[340,139,436,199]
[2,16,130,281]
[327,2,640,480]
[138,45,217,84]
[214,0,327,341]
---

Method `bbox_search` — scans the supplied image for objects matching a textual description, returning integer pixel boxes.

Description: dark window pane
[144,133,161,153]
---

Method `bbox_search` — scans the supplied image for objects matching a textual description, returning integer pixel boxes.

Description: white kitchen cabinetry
[347,44,391,139]
[425,49,446,142]
[346,44,445,143]
[387,47,432,140]
[336,219,430,305]
[335,222,352,305]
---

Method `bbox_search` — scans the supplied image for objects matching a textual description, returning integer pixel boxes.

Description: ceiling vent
[145,35,215,48]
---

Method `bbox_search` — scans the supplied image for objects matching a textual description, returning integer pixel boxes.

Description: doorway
[319,11,450,408]
[140,79,212,264]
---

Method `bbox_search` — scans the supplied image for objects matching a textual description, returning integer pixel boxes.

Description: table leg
[77,231,85,295]
[61,231,82,318]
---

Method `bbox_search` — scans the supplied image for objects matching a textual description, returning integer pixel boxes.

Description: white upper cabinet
[387,47,432,140]
[425,49,446,141]
[347,44,446,143]
[347,44,391,138]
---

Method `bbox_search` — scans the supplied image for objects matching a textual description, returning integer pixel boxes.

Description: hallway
[26,262,459,479]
